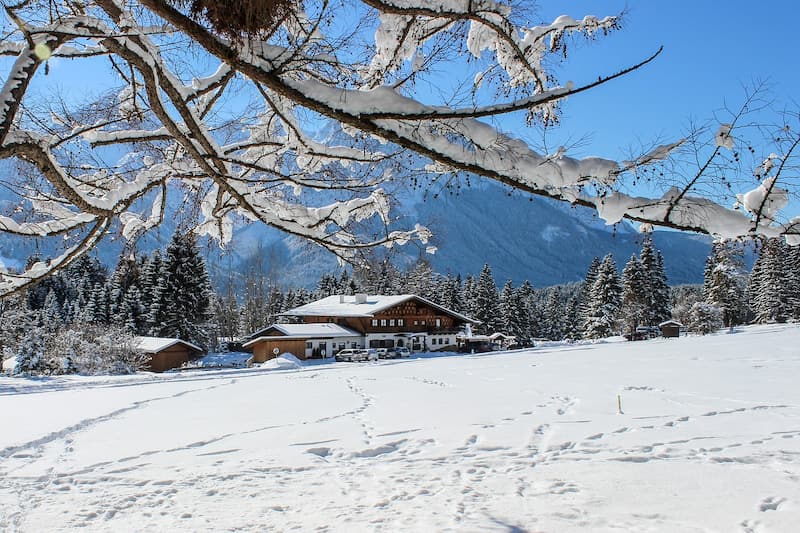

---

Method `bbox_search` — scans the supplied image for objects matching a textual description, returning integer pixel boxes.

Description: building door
[319,342,327,358]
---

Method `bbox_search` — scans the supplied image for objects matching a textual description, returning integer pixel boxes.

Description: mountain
[203,182,713,288]
[410,185,712,285]
[0,182,713,289]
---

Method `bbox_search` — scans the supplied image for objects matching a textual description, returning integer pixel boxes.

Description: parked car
[335,349,377,362]
[384,347,399,358]
[335,349,363,362]
[395,347,411,358]
[375,348,390,359]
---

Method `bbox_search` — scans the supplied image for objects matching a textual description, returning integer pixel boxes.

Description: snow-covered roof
[134,336,203,354]
[243,323,362,348]
[659,320,684,327]
[283,294,477,323]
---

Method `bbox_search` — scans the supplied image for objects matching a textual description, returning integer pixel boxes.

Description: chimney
[355,293,367,304]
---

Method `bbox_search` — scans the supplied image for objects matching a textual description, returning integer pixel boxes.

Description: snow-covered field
[2,325,800,532]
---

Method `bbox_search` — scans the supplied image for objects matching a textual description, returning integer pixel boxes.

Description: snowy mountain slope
[2,324,799,531]
[204,182,715,288]
[411,185,712,285]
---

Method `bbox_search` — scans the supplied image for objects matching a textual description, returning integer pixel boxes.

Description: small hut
[135,337,204,372]
[659,320,684,338]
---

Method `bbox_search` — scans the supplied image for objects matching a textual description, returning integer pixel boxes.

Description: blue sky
[532,1,800,160]
[22,1,800,209]
[34,1,799,162]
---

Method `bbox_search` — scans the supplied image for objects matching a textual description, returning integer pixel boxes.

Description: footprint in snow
[758,496,786,512]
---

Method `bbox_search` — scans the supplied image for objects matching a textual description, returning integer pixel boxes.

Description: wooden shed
[135,337,204,372]
[659,320,684,338]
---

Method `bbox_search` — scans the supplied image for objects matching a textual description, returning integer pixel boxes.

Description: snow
[246,323,362,342]
[260,353,305,370]
[286,293,475,322]
[715,123,735,149]
[2,324,800,531]
[134,337,202,354]
[735,177,789,223]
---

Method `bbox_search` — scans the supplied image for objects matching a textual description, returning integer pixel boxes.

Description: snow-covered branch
[0,0,798,297]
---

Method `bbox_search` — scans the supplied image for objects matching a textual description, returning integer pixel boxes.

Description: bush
[12,324,148,376]
[687,302,723,335]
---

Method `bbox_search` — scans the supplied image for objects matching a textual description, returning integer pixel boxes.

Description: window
[445,338,450,345]
[351,342,358,349]
[371,319,378,326]
[306,342,313,349]
[381,319,387,326]
[421,320,426,325]
[413,320,418,326]
[389,319,395,326]
[435,318,441,327]
[398,319,404,326]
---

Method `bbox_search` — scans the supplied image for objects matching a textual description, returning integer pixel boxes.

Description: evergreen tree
[108,256,140,323]
[653,252,671,322]
[82,282,110,324]
[749,238,791,323]
[788,245,800,319]
[317,273,338,298]
[120,284,145,333]
[149,231,212,346]
[146,254,169,336]
[516,280,537,342]
[499,280,525,338]
[403,258,439,300]
[473,264,504,334]
[583,254,622,339]
[620,254,648,334]
[704,242,748,328]
[542,286,565,340]
[13,324,46,375]
[641,240,671,324]
[462,274,479,325]
[140,251,163,314]
[440,274,464,313]
[0,295,34,373]
[578,256,601,330]
[563,296,582,341]
[42,289,64,330]
[354,258,400,296]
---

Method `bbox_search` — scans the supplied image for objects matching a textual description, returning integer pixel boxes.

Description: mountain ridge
[0,182,712,289]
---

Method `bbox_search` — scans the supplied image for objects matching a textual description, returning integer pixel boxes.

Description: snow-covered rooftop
[283,294,476,323]
[134,337,203,354]
[244,323,361,348]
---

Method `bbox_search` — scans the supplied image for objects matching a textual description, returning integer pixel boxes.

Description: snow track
[2,325,800,531]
